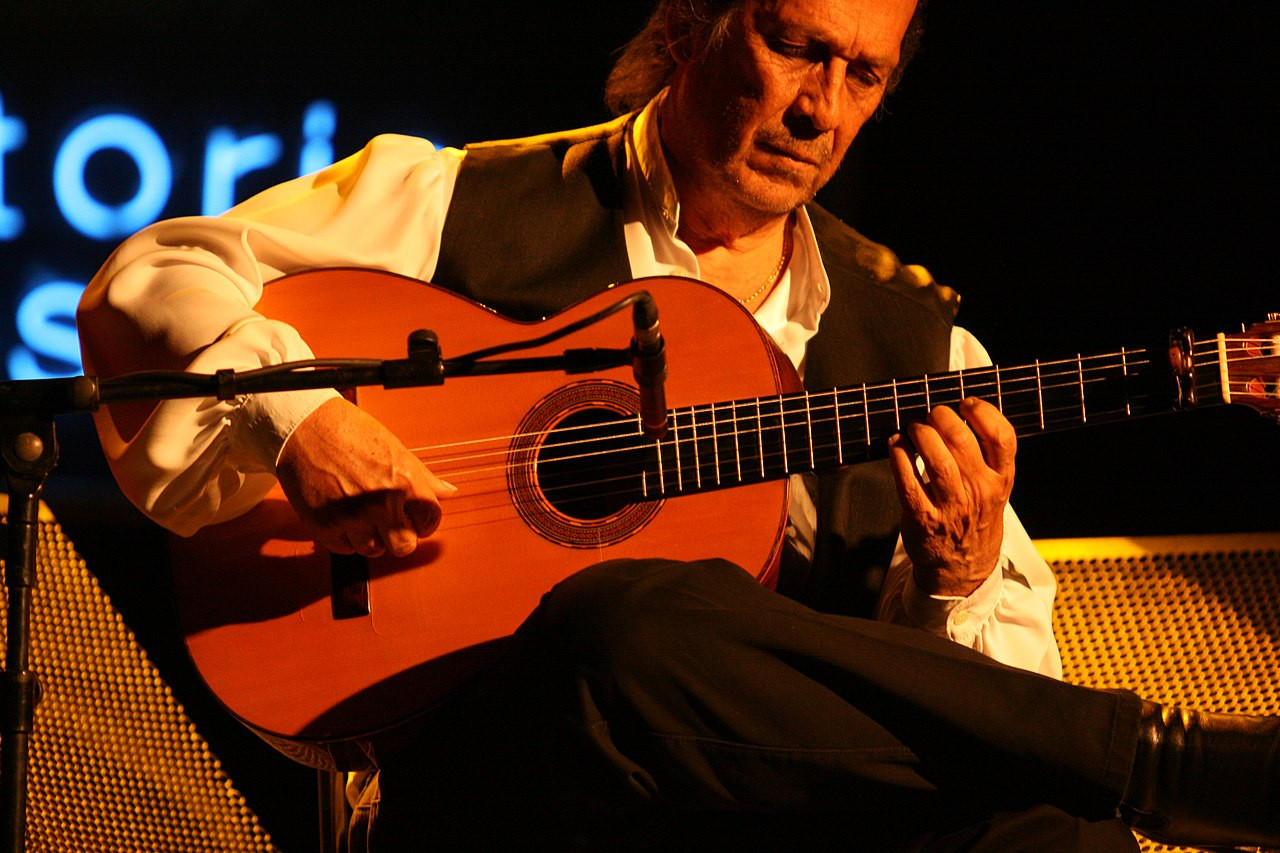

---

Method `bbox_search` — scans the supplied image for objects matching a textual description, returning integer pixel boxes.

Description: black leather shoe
[1121,701,1280,848]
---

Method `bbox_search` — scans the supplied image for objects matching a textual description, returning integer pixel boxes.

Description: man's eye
[769,38,823,62]
[770,40,806,57]
[848,65,884,88]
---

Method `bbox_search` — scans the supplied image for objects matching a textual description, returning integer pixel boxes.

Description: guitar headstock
[1216,315,1280,419]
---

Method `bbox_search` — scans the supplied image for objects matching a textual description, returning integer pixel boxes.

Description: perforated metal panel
[1043,532,1280,853]
[0,500,276,852]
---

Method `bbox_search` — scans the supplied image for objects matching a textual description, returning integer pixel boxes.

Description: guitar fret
[833,387,843,465]
[804,391,815,470]
[1035,360,1045,430]
[691,407,702,490]
[654,435,665,496]
[892,379,901,430]
[777,394,790,474]
[710,403,722,487]
[1121,349,1132,415]
[1077,354,1087,423]
[731,400,743,482]
[861,383,872,457]
[995,366,1003,412]
[756,397,766,479]
[924,374,931,412]
[673,410,684,492]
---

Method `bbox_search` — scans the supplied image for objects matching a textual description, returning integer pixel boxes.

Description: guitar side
[169,271,795,766]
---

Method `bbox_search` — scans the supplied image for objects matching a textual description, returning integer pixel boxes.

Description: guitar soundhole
[537,408,642,520]
[508,380,662,548]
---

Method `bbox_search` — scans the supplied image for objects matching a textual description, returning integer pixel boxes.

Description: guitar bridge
[330,552,371,619]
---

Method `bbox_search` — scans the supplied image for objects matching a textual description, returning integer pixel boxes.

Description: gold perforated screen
[0,501,276,852]
[1043,532,1280,853]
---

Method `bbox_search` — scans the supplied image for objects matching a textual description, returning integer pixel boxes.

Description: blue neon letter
[7,280,86,380]
[0,92,29,240]
[202,127,283,215]
[299,100,337,175]
[53,114,172,240]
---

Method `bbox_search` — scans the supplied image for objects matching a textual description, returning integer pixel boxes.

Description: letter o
[54,114,172,240]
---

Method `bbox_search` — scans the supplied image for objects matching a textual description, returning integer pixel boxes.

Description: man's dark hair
[604,0,928,116]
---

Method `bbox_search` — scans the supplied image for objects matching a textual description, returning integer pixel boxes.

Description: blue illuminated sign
[1,94,339,380]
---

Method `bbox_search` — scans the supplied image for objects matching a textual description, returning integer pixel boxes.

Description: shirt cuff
[229,387,341,472]
[901,556,1006,644]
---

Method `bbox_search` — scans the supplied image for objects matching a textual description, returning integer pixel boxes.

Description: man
[78,0,1279,849]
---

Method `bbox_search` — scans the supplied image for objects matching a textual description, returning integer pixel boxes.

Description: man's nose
[793,61,846,133]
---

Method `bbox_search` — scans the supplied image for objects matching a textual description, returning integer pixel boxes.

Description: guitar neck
[638,339,1221,500]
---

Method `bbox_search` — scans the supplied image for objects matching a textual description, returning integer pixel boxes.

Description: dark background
[3,2,1277,849]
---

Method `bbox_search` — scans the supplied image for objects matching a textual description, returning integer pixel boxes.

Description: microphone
[631,293,668,440]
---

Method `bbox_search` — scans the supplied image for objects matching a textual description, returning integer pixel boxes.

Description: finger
[344,521,386,558]
[906,418,965,504]
[926,404,987,472]
[958,397,1017,480]
[376,493,419,558]
[377,468,457,558]
[887,432,934,516]
[320,531,357,555]
[356,536,386,558]
[318,527,371,557]
[426,468,459,496]
[400,465,456,539]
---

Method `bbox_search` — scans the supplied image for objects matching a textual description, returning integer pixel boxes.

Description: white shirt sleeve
[875,327,1063,678]
[77,134,464,536]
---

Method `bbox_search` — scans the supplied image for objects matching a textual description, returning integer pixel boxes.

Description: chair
[1043,531,1280,853]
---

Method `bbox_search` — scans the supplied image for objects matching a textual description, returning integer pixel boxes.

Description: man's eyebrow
[762,13,900,73]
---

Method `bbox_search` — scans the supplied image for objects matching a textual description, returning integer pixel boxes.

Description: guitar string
[429,375,1233,511]
[405,342,1254,481]
[399,340,1270,462]
[500,389,1179,509]
[402,347,1160,458]
[411,365,1163,505]
[403,356,1153,474]
[401,342,1273,505]
[408,341,1270,480]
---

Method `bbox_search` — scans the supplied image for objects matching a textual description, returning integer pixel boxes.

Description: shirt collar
[631,91,681,234]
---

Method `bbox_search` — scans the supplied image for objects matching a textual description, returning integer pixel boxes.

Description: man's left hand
[888,397,1016,598]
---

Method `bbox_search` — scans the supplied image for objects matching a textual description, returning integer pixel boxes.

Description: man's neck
[678,208,795,306]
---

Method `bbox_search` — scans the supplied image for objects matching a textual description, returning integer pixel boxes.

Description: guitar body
[169,270,796,768]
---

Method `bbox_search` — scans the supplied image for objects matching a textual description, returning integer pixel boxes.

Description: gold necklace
[738,219,794,306]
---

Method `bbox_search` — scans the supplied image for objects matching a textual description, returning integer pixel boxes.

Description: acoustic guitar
[166,269,1279,770]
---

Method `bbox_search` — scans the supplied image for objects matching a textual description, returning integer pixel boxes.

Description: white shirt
[78,100,1061,678]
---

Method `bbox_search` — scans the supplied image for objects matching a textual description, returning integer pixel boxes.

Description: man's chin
[734,172,820,216]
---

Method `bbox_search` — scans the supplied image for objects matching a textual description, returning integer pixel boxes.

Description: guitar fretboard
[635,342,1206,501]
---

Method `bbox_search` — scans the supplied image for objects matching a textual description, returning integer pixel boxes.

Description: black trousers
[359,559,1142,851]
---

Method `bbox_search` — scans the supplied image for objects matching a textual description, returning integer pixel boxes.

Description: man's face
[663,0,917,223]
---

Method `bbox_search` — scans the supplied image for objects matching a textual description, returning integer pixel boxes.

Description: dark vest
[434,118,958,616]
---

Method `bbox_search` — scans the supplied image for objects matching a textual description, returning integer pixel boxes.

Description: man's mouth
[758,140,826,169]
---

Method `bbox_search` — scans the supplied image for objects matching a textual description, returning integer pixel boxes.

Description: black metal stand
[1,379,91,853]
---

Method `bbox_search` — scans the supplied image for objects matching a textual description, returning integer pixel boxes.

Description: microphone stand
[0,317,645,852]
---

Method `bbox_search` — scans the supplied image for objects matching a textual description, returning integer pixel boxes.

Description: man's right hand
[275,397,455,558]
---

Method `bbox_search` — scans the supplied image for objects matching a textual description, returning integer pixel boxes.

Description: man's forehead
[750,0,915,59]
